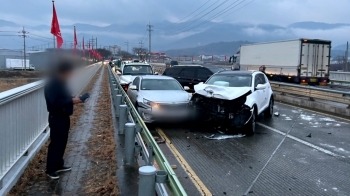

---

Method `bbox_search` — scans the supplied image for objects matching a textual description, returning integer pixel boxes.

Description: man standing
[44,61,82,179]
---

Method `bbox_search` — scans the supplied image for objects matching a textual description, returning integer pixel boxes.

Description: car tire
[244,110,256,136]
[264,97,274,118]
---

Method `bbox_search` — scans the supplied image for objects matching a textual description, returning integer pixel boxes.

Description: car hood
[140,90,190,103]
[194,83,251,100]
[120,75,135,84]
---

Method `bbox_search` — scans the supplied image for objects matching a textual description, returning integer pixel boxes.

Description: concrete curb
[274,94,350,117]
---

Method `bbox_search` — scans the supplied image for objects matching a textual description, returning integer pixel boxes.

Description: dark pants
[46,114,70,174]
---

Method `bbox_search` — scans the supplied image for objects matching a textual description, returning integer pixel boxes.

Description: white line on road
[257,122,341,157]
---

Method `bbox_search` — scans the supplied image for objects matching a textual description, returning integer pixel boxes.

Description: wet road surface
[150,103,350,196]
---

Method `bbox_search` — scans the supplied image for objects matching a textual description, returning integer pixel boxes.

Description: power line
[27,36,51,43]
[172,0,254,35]
[173,0,244,34]
[166,0,226,32]
[30,33,52,40]
[160,0,212,29]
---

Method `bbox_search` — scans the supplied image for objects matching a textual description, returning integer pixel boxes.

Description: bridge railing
[107,66,187,196]
[329,71,350,85]
[0,63,101,193]
[270,81,350,106]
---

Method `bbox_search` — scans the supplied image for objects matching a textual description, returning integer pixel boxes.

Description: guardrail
[0,63,101,194]
[107,67,186,196]
[329,71,350,85]
[270,81,350,107]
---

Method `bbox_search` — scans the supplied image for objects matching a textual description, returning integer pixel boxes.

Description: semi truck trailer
[229,39,331,84]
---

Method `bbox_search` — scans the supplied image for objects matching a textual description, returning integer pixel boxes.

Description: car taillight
[124,84,129,91]
[323,79,327,83]
[301,79,306,83]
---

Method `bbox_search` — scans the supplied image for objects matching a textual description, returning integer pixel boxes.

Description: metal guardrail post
[138,166,156,196]
[124,123,136,165]
[107,65,187,195]
[115,95,122,117]
[147,145,154,166]
[119,105,127,134]
[112,88,119,109]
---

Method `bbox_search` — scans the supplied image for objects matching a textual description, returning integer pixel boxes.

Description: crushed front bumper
[190,94,253,128]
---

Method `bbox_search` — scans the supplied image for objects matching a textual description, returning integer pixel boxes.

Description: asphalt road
[149,103,350,196]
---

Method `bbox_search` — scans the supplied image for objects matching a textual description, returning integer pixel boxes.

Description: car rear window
[163,67,181,76]
[207,67,225,73]
[171,61,178,65]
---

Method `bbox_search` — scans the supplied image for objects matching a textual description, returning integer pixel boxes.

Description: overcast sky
[0,0,349,27]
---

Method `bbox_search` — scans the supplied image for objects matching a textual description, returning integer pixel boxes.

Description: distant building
[0,49,28,69]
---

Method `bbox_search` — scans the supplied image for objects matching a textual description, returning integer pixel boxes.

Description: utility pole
[19,27,29,71]
[147,22,153,62]
[125,41,129,53]
[139,41,144,49]
[95,37,97,49]
[345,41,349,72]
[138,41,144,58]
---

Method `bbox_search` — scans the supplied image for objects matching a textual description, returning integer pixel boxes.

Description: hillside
[165,41,349,58]
[165,41,251,56]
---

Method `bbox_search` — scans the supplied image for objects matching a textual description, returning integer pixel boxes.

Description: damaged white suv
[190,70,273,135]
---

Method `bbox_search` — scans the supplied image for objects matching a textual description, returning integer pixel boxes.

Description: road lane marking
[276,102,350,123]
[156,128,212,196]
[244,116,299,196]
[257,122,341,157]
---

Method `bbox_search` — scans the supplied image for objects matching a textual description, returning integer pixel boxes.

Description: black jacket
[44,77,73,116]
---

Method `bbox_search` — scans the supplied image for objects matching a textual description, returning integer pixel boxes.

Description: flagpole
[52,0,56,49]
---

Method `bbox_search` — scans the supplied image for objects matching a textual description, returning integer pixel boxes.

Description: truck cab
[229,54,240,71]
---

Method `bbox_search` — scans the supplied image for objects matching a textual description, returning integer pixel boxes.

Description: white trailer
[6,58,35,71]
[230,39,331,84]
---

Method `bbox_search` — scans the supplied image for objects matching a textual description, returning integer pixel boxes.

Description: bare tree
[132,47,148,59]
[119,50,132,58]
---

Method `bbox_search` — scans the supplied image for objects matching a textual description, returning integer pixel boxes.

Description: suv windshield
[206,75,252,87]
[123,65,153,75]
[141,79,183,90]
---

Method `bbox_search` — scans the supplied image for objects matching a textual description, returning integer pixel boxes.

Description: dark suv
[165,60,178,68]
[163,65,225,90]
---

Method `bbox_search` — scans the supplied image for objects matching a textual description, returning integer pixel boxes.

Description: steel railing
[329,71,350,84]
[107,66,186,196]
[270,81,350,106]
[0,63,101,193]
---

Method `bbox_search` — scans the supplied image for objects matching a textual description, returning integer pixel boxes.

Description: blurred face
[58,71,73,81]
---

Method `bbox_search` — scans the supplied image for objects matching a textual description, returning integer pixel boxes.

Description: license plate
[310,78,317,82]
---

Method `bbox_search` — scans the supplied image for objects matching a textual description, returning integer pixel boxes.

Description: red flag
[51,2,63,48]
[74,26,77,54]
[82,37,85,56]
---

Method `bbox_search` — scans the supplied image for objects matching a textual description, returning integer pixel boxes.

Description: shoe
[47,172,60,180]
[56,166,72,173]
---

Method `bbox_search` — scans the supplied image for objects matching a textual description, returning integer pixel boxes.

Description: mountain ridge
[0,19,349,54]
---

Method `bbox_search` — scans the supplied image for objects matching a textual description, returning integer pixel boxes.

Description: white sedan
[127,75,192,123]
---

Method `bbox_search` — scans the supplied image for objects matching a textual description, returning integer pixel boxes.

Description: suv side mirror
[184,86,190,91]
[255,84,266,90]
[129,85,138,91]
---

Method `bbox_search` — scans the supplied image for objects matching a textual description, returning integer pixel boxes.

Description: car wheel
[244,111,256,136]
[264,97,274,117]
